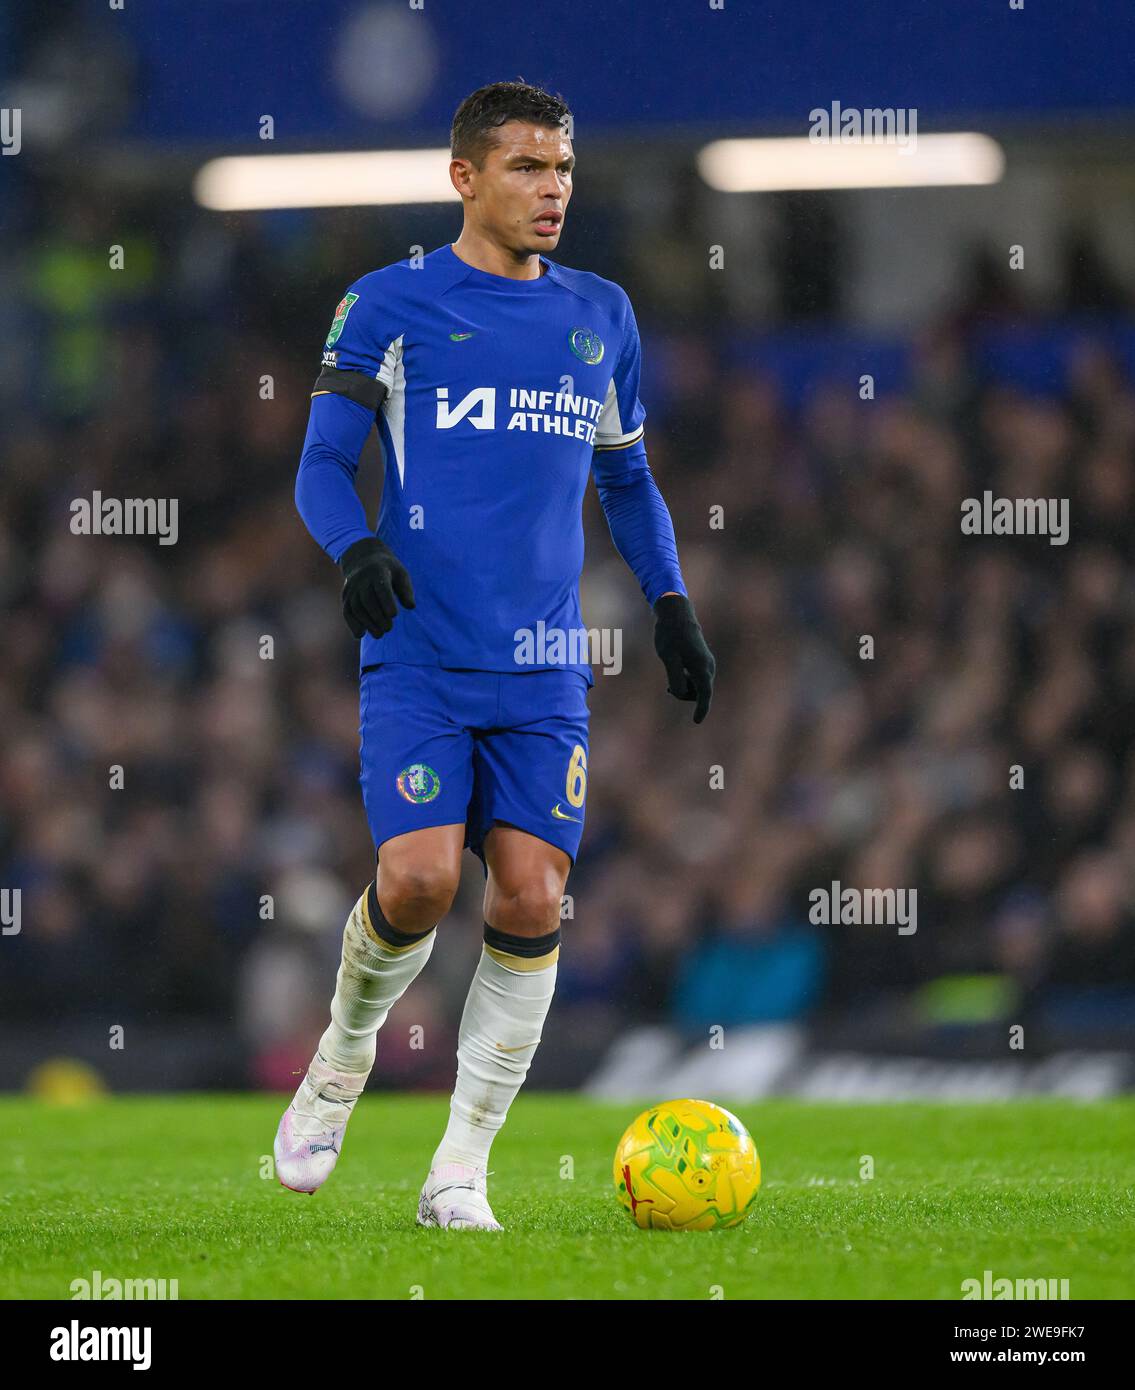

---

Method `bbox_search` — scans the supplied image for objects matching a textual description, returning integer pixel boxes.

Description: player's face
[471,122,574,255]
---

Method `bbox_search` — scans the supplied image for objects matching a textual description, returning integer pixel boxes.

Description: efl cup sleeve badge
[325,292,360,347]
[397,763,441,804]
[568,327,604,365]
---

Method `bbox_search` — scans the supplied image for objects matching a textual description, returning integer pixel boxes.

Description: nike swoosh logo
[551,803,582,822]
[495,1040,542,1052]
[449,331,476,341]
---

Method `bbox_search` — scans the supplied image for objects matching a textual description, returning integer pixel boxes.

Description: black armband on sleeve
[311,367,388,413]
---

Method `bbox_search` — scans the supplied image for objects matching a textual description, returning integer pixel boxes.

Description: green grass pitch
[1,1095,1132,1300]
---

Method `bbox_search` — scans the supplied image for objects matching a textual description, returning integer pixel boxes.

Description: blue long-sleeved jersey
[295,243,686,683]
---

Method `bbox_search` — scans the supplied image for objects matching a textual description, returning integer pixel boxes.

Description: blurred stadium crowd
[2,174,1134,1090]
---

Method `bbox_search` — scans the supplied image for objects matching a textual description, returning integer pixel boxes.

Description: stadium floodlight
[697,133,1004,192]
[193,149,455,210]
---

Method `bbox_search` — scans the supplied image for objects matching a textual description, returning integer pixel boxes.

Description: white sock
[431,932,558,1170]
[317,886,436,1074]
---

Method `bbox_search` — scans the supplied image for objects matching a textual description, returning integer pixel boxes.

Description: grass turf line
[1,1096,1132,1300]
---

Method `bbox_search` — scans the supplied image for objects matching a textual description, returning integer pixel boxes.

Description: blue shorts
[358,663,591,864]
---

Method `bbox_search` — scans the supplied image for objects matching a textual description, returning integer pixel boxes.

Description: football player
[278,81,714,1229]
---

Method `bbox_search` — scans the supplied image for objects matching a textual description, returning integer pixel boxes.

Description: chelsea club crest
[568,327,604,365]
[397,763,441,804]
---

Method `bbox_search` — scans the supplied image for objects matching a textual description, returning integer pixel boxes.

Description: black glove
[653,594,715,723]
[339,537,415,639]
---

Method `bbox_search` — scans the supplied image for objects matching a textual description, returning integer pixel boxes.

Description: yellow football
[613,1098,761,1231]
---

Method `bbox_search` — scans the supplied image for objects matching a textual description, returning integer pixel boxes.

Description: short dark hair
[451,80,571,168]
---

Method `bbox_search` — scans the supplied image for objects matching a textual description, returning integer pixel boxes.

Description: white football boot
[417,1162,503,1231]
[274,1054,368,1195]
